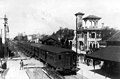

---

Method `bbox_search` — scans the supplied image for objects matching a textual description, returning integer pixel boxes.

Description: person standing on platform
[2,61,7,70]
[20,59,24,70]
[93,59,96,70]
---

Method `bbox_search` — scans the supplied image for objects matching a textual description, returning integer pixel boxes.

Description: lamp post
[75,12,84,67]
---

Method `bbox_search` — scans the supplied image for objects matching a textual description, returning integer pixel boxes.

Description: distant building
[27,34,42,43]
[27,35,32,42]
[41,35,60,47]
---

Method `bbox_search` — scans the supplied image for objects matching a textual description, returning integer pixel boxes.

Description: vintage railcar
[18,41,78,74]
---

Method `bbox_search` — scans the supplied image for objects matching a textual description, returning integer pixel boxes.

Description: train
[17,41,78,74]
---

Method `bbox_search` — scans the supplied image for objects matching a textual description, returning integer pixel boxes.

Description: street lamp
[75,12,84,67]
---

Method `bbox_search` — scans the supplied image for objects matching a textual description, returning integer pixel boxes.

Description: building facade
[72,13,102,54]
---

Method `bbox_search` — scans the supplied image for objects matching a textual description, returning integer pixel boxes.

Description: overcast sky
[0,0,120,38]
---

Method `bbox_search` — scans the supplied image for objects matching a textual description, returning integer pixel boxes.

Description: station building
[72,12,102,54]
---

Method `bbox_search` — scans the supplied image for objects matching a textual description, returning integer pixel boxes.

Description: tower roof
[83,15,101,20]
[75,12,84,16]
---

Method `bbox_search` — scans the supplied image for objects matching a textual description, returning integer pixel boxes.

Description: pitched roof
[41,36,49,41]
[31,43,76,54]
[67,36,74,40]
[83,15,101,20]
[41,35,58,42]
[87,46,120,62]
[107,31,120,41]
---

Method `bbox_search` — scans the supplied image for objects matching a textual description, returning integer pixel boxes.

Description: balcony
[88,38,101,41]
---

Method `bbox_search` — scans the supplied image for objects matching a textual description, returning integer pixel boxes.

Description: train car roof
[31,43,76,54]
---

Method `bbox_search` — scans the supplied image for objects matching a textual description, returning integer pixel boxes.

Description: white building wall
[27,35,32,41]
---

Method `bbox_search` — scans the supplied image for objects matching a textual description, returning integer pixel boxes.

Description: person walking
[20,59,24,70]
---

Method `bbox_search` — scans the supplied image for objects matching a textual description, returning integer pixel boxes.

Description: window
[79,41,83,45]
[59,55,61,60]
[91,32,95,38]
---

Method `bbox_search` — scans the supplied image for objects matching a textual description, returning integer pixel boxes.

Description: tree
[55,27,74,39]
[13,33,28,41]
[52,27,74,48]
[101,26,118,41]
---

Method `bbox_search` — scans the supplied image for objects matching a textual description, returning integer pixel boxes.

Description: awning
[86,46,120,62]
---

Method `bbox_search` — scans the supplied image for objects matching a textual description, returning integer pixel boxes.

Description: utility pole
[3,14,8,58]
[0,29,2,37]
[4,15,8,44]
[0,15,8,44]
[0,15,8,70]
[60,27,62,41]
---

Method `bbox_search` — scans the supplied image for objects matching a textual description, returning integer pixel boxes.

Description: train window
[59,55,61,60]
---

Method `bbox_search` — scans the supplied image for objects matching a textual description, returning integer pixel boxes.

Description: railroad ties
[64,74,88,79]
[42,67,64,79]
[26,67,64,79]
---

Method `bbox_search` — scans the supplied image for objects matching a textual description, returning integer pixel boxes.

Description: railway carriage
[40,45,77,74]
[17,41,78,74]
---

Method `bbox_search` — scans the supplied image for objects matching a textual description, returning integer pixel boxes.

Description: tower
[75,12,84,53]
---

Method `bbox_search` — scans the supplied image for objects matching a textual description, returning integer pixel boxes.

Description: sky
[0,0,120,38]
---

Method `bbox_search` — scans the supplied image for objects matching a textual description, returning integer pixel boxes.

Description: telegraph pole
[60,27,62,40]
[3,14,8,58]
[4,15,8,44]
[0,15,8,70]
[1,29,2,38]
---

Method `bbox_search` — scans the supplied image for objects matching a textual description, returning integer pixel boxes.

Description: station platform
[78,62,120,79]
[4,58,29,79]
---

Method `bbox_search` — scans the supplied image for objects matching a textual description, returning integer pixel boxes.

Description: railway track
[37,68,52,79]
[36,68,51,79]
[72,75,78,79]
[42,67,64,79]
[65,75,78,79]
[64,74,88,79]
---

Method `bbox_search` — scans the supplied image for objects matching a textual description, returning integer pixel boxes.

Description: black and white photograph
[0,0,120,79]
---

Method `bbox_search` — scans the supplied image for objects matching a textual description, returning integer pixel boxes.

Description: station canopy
[87,46,120,63]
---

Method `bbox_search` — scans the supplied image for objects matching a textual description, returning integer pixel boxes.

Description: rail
[42,67,64,79]
[41,69,52,79]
